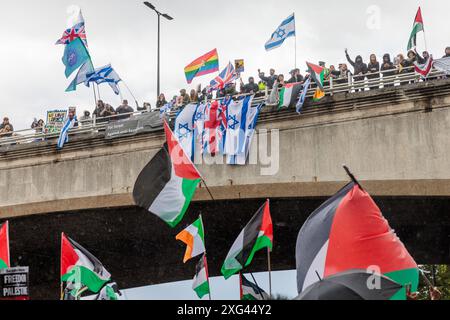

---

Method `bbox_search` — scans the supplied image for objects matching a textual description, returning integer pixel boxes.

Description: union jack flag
[209,62,238,91]
[202,97,231,155]
[56,23,88,46]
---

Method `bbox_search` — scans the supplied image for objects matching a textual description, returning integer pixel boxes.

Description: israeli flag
[57,116,77,150]
[225,95,253,165]
[265,13,296,51]
[85,64,122,95]
[175,103,198,160]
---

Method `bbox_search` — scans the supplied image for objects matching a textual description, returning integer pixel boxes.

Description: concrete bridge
[1,79,450,299]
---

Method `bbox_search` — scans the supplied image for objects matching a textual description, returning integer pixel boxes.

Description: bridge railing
[0,66,447,148]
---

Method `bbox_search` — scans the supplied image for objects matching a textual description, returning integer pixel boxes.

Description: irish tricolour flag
[296,183,419,300]
[221,200,273,279]
[176,216,206,263]
[0,221,10,269]
[60,233,111,294]
[133,120,202,228]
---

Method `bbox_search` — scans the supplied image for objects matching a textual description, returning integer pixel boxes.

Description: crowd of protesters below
[1,47,449,139]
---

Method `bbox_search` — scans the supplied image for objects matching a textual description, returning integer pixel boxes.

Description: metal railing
[0,66,447,148]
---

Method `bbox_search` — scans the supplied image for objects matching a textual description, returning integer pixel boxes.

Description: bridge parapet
[1,79,450,218]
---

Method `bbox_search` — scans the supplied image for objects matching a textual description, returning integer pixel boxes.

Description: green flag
[66,59,94,92]
[62,38,91,78]
[407,7,424,51]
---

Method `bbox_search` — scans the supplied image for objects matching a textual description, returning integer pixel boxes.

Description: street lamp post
[143,2,173,98]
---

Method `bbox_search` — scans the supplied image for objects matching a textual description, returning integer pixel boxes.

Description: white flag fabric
[433,57,450,75]
[265,13,296,51]
[231,104,262,165]
[224,95,254,165]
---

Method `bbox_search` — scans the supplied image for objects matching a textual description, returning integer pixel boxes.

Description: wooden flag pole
[267,248,272,300]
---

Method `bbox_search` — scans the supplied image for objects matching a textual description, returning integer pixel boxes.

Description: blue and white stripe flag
[159,102,173,119]
[85,64,122,95]
[265,13,296,51]
[225,95,254,165]
[57,116,77,149]
[296,77,311,114]
[175,103,198,161]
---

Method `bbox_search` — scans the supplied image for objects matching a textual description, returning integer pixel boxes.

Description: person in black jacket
[258,69,277,89]
[380,54,395,87]
[287,69,304,84]
[367,54,380,90]
[345,49,368,91]
[240,77,260,94]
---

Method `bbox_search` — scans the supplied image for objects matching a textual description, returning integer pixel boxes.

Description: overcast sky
[1,0,449,130]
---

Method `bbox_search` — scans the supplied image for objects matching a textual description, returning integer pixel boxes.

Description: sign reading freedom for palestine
[0,267,29,300]
[104,112,163,140]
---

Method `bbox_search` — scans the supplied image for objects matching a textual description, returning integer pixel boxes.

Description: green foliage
[417,265,450,300]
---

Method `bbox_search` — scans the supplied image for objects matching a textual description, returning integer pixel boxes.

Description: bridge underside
[4,196,449,300]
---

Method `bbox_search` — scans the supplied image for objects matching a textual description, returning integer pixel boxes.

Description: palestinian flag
[240,274,269,300]
[313,88,325,102]
[192,254,210,299]
[307,62,325,91]
[296,183,419,300]
[221,200,273,279]
[133,120,202,228]
[176,216,206,263]
[278,82,303,109]
[414,56,434,78]
[0,221,10,269]
[61,233,112,294]
[407,7,424,51]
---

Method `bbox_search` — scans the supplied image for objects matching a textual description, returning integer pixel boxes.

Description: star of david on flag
[265,13,296,51]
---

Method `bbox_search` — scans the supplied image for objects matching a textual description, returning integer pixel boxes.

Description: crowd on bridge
[1,46,449,141]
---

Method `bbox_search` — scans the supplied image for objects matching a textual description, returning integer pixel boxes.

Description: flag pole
[342,164,364,191]
[294,12,297,69]
[122,80,140,108]
[200,214,213,301]
[249,272,266,300]
[96,83,102,101]
[60,232,64,300]
[92,85,97,106]
[267,248,272,300]
[201,178,215,201]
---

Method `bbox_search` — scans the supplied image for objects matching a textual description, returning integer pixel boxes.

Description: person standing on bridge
[0,117,14,133]
[367,54,380,90]
[116,100,135,120]
[258,68,277,89]
[156,94,168,109]
[380,54,396,87]
[443,47,450,58]
[345,49,368,92]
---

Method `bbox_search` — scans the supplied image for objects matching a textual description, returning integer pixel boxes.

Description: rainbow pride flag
[184,49,219,84]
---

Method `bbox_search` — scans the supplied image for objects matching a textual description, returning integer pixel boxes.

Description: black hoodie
[381,54,395,77]
[346,52,368,81]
